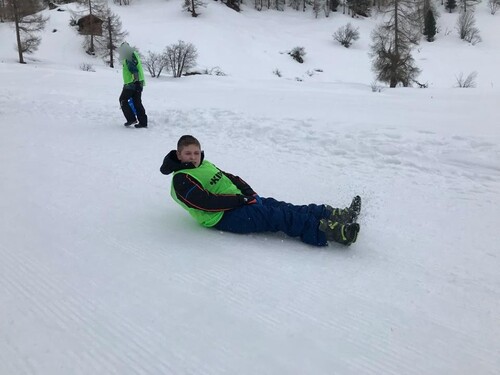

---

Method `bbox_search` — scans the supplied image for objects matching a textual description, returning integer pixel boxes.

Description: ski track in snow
[154,107,500,199]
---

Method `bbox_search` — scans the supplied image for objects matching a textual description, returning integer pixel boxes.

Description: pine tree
[78,0,106,55]
[347,0,371,16]
[289,0,301,10]
[95,7,127,67]
[330,0,340,11]
[424,9,436,41]
[313,0,322,17]
[5,0,48,63]
[415,0,439,36]
[446,0,457,12]
[183,0,206,17]
[0,0,7,22]
[370,0,421,87]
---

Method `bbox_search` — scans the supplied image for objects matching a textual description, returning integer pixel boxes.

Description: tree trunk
[190,0,198,16]
[88,0,94,53]
[107,16,114,67]
[391,0,399,87]
[13,0,24,63]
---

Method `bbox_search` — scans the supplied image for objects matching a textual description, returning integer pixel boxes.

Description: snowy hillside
[1,1,500,374]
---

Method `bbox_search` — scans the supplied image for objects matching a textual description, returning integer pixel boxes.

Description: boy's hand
[253,194,262,205]
[241,196,257,205]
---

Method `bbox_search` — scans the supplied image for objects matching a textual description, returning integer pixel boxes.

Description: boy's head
[117,42,134,61]
[176,135,202,167]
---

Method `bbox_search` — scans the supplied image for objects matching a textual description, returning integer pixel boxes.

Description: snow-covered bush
[370,81,383,92]
[289,46,306,63]
[455,71,477,88]
[333,23,360,48]
[142,50,169,78]
[456,10,481,44]
[204,66,226,76]
[79,63,95,72]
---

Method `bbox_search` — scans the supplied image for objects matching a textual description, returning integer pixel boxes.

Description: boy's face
[177,144,202,167]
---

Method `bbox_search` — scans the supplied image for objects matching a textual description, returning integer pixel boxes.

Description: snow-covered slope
[1,1,499,374]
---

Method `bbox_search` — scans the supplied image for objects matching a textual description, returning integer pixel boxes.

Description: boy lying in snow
[160,135,361,246]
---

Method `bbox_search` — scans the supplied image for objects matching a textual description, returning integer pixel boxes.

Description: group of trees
[142,41,198,78]
[250,0,366,16]
[0,0,127,66]
[369,0,486,87]
[74,0,127,68]
[0,0,491,87]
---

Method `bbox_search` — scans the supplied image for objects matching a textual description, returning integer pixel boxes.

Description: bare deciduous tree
[458,0,480,12]
[333,23,360,47]
[142,50,169,78]
[488,0,499,14]
[165,40,198,78]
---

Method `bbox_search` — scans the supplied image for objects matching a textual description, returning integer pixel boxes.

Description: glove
[134,81,142,91]
[253,194,262,205]
[241,196,257,205]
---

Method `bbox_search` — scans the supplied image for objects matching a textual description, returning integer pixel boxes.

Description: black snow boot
[325,195,362,224]
[124,119,138,127]
[319,219,360,246]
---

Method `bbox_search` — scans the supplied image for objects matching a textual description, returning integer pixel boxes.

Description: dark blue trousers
[119,87,148,126]
[214,197,330,246]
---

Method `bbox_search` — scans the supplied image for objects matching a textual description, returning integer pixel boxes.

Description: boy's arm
[126,55,140,82]
[173,173,247,211]
[221,171,256,196]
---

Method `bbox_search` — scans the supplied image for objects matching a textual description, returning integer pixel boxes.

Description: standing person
[160,135,361,247]
[117,42,148,128]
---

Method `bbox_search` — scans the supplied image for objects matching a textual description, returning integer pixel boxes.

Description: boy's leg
[132,90,148,126]
[119,88,136,123]
[260,197,331,220]
[214,203,328,247]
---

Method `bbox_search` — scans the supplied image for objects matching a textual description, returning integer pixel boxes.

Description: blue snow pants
[214,197,330,246]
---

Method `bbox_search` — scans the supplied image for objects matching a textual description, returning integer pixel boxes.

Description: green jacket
[171,160,243,227]
[122,51,145,86]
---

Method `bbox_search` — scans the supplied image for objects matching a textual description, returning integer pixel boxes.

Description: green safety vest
[122,52,145,84]
[171,161,241,227]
